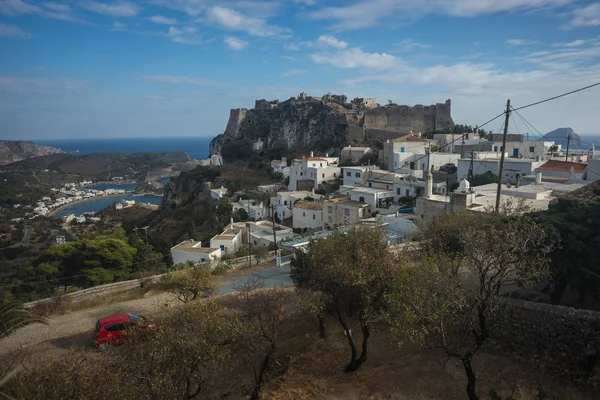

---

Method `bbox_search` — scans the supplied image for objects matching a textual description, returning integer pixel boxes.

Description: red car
[93,313,154,349]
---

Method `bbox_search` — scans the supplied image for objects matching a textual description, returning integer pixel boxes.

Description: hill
[3,151,198,182]
[545,127,582,148]
[0,140,64,166]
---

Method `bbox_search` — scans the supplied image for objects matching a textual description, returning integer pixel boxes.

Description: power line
[512,82,600,112]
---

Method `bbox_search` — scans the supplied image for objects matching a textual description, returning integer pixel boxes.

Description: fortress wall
[224,108,248,139]
[347,125,365,143]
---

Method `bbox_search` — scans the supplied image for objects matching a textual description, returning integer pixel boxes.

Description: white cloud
[43,2,70,13]
[552,39,588,47]
[204,6,290,37]
[317,35,348,49]
[566,3,600,28]
[0,22,31,38]
[0,0,83,22]
[292,0,316,5]
[282,69,307,76]
[311,47,397,70]
[282,55,297,61]
[151,0,282,18]
[141,75,217,85]
[506,39,538,45]
[112,21,125,31]
[224,36,249,50]
[307,0,574,30]
[79,1,140,18]
[517,40,600,70]
[395,39,431,50]
[0,76,85,93]
[146,15,178,25]
[166,25,202,44]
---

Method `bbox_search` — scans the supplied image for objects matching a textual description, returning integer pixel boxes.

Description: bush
[161,266,215,303]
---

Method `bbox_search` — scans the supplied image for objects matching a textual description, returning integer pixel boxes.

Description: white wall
[293,207,324,230]
[586,159,600,181]
[457,159,543,181]
[210,231,242,253]
[342,167,368,187]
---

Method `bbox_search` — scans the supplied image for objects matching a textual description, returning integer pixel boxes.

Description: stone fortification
[210,93,454,156]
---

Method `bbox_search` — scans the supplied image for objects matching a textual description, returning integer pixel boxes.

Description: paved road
[19,225,32,246]
[1,265,293,360]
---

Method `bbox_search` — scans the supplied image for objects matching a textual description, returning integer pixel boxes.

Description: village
[170,129,600,267]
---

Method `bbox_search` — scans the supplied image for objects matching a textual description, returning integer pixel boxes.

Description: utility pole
[468,149,474,179]
[461,133,465,159]
[565,133,571,162]
[271,204,278,252]
[495,99,511,213]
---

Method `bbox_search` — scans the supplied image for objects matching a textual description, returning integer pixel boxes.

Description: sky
[1,0,600,141]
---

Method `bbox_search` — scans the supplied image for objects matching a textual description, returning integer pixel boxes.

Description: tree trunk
[461,357,479,400]
[344,321,370,372]
[250,343,275,400]
[318,314,326,338]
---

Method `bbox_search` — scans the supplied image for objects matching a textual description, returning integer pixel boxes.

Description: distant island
[0,140,64,166]
[544,127,581,148]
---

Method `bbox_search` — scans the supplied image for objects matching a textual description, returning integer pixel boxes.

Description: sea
[54,194,162,219]
[35,136,213,161]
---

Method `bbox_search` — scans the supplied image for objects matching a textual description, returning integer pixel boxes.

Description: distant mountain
[0,140,65,166]
[544,128,581,148]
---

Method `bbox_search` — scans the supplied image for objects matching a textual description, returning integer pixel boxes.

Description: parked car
[93,313,155,349]
[439,163,457,174]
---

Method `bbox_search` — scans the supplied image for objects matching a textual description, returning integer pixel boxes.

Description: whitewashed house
[210,186,228,200]
[210,227,243,253]
[170,241,223,265]
[341,146,372,163]
[288,153,340,191]
[324,196,371,227]
[292,201,324,230]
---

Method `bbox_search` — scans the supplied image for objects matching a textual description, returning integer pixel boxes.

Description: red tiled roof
[538,160,587,173]
[560,180,600,201]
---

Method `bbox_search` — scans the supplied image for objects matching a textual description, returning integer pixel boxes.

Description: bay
[54,194,162,219]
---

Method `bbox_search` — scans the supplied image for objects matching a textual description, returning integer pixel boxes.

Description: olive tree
[291,224,396,372]
[162,266,215,303]
[387,212,552,400]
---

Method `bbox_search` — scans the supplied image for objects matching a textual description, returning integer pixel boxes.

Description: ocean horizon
[35,136,214,161]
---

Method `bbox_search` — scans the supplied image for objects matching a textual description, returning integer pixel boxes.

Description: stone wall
[494,299,600,371]
[366,128,408,142]
[347,125,365,143]
[363,100,453,134]
[224,108,248,139]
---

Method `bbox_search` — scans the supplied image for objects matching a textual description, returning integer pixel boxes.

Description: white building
[210,186,228,200]
[257,184,279,194]
[288,154,341,191]
[382,135,430,171]
[457,158,545,182]
[210,227,243,253]
[171,241,223,265]
[232,201,268,220]
[63,214,76,223]
[253,138,264,151]
[210,154,223,166]
[324,197,371,227]
[274,190,322,221]
[393,152,460,174]
[585,158,600,182]
[348,187,395,209]
[292,201,324,230]
[75,216,86,223]
[271,157,289,177]
[341,166,378,188]
[341,146,372,163]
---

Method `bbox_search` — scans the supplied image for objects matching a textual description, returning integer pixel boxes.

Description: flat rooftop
[295,201,324,211]
[172,241,218,253]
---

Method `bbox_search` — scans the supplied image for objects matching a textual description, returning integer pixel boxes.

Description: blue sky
[1,0,599,140]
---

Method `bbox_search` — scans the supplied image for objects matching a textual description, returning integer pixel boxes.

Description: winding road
[19,225,32,246]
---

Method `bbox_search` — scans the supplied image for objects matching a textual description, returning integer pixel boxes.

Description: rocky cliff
[210,100,349,156]
[210,96,454,157]
[0,140,64,166]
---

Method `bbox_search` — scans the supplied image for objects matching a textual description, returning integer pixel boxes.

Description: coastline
[49,193,162,218]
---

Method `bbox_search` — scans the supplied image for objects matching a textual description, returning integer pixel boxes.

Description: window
[401,147,405,153]
[494,146,498,152]
[105,323,123,332]
[322,173,325,178]
[327,206,332,213]
[344,208,350,216]
[386,185,389,189]
[320,163,323,167]
[359,196,365,202]
[529,146,535,153]
[396,188,401,195]
[346,171,351,177]
[328,216,332,223]
[200,258,205,262]
[406,189,409,196]
[303,212,305,217]
[355,172,361,178]
[368,182,372,187]
[254,240,257,245]
[220,245,224,251]
[313,214,315,220]
[410,162,415,170]
[284,200,287,205]
[300,172,303,176]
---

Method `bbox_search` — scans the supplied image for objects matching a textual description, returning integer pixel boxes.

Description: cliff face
[210,100,349,156]
[210,97,454,157]
[0,140,64,166]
